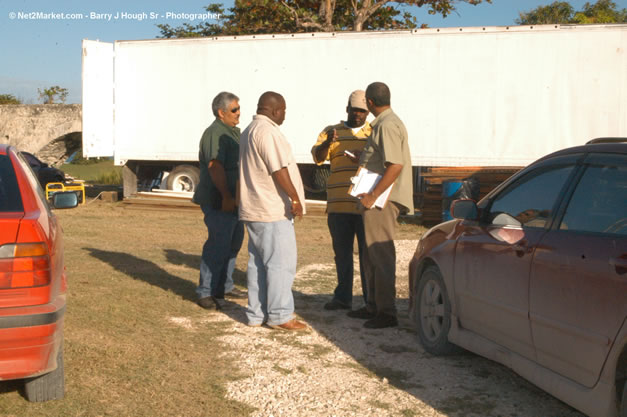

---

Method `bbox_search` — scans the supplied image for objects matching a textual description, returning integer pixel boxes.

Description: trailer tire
[166,165,200,192]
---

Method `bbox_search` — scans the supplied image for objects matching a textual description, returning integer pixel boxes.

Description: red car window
[488,165,575,228]
[0,154,24,212]
[560,155,627,235]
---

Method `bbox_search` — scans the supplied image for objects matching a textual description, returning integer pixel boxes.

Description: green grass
[0,203,426,416]
[0,204,254,417]
[62,160,122,184]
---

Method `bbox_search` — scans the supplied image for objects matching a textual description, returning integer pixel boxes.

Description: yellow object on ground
[45,181,86,205]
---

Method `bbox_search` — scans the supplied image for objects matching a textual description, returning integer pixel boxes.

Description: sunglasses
[230,106,240,113]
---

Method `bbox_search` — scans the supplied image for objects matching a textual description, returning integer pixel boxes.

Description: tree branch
[281,1,327,30]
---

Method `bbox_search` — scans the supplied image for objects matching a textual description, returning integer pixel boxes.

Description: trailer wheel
[167,165,200,192]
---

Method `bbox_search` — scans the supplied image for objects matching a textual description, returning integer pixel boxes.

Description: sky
[1,0,626,104]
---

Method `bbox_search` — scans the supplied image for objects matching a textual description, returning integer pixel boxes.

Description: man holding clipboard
[346,82,414,329]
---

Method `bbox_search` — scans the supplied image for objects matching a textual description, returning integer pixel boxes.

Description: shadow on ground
[163,249,247,287]
[84,247,582,417]
[85,247,199,302]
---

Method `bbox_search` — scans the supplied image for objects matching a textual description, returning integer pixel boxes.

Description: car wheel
[620,379,627,417]
[24,346,64,402]
[166,165,200,192]
[414,265,459,355]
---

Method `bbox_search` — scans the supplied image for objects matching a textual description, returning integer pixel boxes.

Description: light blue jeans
[197,204,244,299]
[245,220,297,326]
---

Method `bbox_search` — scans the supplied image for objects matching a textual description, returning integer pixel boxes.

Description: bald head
[257,91,286,125]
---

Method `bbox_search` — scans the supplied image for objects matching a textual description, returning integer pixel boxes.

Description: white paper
[349,167,393,208]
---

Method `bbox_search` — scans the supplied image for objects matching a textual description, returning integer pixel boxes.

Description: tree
[572,0,627,23]
[516,0,627,25]
[157,0,491,37]
[37,86,68,104]
[0,94,22,105]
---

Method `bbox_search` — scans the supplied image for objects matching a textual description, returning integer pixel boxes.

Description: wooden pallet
[417,166,522,226]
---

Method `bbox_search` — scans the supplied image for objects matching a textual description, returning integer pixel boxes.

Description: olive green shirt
[360,108,414,214]
[192,119,240,207]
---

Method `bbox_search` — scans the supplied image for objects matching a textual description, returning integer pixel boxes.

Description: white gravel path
[168,240,583,417]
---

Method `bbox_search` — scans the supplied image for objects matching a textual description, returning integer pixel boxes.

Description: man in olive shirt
[349,82,414,329]
[193,91,245,310]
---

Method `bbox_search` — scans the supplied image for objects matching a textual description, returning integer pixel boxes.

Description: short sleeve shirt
[360,108,414,213]
[311,122,370,214]
[239,115,306,222]
[193,119,240,206]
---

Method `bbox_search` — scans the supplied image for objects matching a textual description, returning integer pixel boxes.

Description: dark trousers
[362,202,400,317]
[327,213,367,307]
[196,204,244,299]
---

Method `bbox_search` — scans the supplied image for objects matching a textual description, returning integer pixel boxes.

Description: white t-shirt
[239,114,306,222]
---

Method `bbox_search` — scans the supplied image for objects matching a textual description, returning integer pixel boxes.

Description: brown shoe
[269,319,307,331]
[197,296,221,310]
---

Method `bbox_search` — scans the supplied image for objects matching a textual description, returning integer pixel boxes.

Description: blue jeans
[328,213,367,306]
[245,220,296,326]
[197,204,244,299]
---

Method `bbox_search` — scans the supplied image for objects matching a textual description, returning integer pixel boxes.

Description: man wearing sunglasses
[193,91,246,310]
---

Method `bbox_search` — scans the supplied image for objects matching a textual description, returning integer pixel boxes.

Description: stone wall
[0,104,82,165]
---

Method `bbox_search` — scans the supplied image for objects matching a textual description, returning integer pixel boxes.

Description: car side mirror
[51,191,79,209]
[451,199,478,221]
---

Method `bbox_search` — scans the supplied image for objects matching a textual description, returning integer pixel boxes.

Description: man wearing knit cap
[311,90,371,311]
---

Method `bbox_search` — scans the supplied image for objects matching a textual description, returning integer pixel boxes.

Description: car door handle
[513,241,531,257]
[610,255,627,275]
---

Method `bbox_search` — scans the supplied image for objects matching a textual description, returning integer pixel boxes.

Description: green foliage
[516,0,627,25]
[573,0,627,23]
[0,94,22,105]
[92,170,122,185]
[157,0,491,37]
[37,85,69,104]
[62,159,122,184]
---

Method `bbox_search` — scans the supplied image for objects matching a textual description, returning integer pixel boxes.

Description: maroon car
[409,138,627,417]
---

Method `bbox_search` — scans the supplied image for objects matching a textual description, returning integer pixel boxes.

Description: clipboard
[348,167,393,208]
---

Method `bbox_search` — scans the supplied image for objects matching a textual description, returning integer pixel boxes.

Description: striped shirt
[311,121,371,214]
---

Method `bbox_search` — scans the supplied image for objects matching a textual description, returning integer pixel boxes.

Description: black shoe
[225,288,247,300]
[324,300,351,311]
[364,314,398,329]
[347,306,376,319]
[197,296,221,310]
[212,296,225,309]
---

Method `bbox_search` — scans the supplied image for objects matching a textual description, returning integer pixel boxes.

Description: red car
[0,144,77,401]
[409,138,627,417]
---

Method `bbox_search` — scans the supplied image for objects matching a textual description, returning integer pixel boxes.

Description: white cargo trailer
[82,24,627,198]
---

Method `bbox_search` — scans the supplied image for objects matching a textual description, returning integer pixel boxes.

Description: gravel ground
[168,240,583,417]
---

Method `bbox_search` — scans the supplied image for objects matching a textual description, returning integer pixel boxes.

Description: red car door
[530,153,627,387]
[454,158,577,360]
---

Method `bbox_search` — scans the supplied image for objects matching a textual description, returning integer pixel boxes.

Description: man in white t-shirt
[239,91,307,331]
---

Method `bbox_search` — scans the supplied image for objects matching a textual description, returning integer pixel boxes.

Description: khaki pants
[361,202,400,317]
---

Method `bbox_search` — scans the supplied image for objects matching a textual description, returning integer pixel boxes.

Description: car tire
[166,165,200,192]
[24,346,64,402]
[620,379,627,417]
[414,265,459,355]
